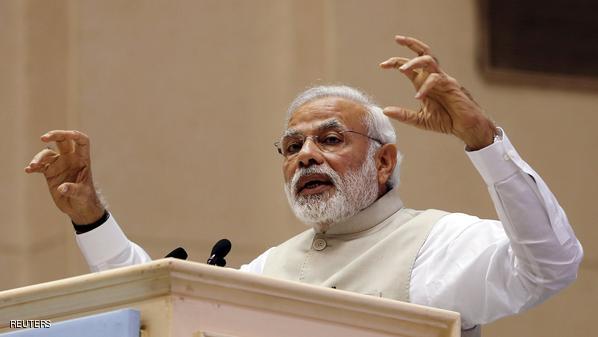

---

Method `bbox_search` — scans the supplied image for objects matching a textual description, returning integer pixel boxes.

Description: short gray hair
[285,85,402,188]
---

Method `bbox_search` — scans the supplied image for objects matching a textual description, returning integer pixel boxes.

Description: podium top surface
[0,259,460,336]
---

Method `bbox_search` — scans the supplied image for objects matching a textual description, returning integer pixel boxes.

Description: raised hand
[25,130,105,224]
[380,35,496,150]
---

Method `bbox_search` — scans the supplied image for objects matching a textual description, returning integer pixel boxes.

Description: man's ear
[375,143,397,189]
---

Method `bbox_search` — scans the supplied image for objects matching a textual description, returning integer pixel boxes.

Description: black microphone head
[211,239,231,258]
[165,247,188,260]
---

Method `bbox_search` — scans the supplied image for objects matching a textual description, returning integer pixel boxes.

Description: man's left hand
[380,35,496,151]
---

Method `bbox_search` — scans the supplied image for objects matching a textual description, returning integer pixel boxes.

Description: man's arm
[410,129,582,327]
[380,36,582,327]
[74,212,152,272]
[26,129,270,273]
[26,130,151,271]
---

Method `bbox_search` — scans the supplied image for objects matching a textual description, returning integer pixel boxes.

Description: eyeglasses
[274,130,383,157]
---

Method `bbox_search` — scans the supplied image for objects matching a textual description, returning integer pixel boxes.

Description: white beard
[284,146,380,233]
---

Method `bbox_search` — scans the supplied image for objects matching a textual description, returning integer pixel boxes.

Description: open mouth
[297,174,334,195]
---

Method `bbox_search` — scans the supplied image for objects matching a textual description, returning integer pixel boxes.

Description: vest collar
[321,187,404,235]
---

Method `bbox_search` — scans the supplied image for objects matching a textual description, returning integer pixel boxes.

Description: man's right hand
[25,130,105,225]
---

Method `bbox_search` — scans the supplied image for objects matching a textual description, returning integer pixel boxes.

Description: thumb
[57,182,81,198]
[383,106,421,127]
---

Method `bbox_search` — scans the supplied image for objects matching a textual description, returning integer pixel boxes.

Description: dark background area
[486,0,598,77]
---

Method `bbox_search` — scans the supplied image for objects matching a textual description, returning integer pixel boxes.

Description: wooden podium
[0,259,460,336]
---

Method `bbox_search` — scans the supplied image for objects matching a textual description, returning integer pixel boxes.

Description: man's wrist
[466,128,521,186]
[72,210,109,234]
[464,120,497,151]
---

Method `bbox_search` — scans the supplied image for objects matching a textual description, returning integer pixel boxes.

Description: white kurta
[75,129,583,329]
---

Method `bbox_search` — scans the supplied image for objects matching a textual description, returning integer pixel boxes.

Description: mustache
[289,165,339,195]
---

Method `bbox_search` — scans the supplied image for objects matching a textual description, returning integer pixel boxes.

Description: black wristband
[72,210,110,235]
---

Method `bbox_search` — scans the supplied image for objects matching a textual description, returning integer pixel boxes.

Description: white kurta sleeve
[239,247,275,274]
[76,212,273,274]
[409,128,583,328]
[75,213,152,272]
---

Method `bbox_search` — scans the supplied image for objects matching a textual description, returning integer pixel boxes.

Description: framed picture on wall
[478,0,598,89]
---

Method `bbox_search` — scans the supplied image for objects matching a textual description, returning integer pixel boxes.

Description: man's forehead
[286,97,367,131]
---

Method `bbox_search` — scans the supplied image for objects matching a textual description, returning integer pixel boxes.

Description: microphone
[165,247,188,260]
[207,239,231,267]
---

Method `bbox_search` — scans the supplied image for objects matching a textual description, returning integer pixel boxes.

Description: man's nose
[297,138,324,168]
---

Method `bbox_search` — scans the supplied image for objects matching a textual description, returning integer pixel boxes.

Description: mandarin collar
[319,187,403,236]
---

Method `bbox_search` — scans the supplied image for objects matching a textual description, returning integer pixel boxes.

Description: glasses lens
[280,136,304,156]
[278,131,351,157]
[317,133,345,152]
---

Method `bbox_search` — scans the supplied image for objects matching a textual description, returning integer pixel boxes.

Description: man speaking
[25,36,582,334]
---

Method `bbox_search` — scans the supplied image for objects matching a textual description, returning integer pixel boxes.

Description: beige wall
[1,1,596,336]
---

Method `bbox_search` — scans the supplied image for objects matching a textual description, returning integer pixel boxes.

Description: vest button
[312,238,327,251]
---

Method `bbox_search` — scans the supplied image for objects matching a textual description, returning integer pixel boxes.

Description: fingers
[415,73,441,99]
[380,54,442,92]
[379,56,409,69]
[383,106,422,128]
[46,163,89,198]
[394,35,431,56]
[380,57,418,81]
[25,149,59,173]
[41,130,91,159]
[399,54,440,74]
[41,130,74,154]
[56,169,92,201]
[71,130,91,158]
[44,156,77,180]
